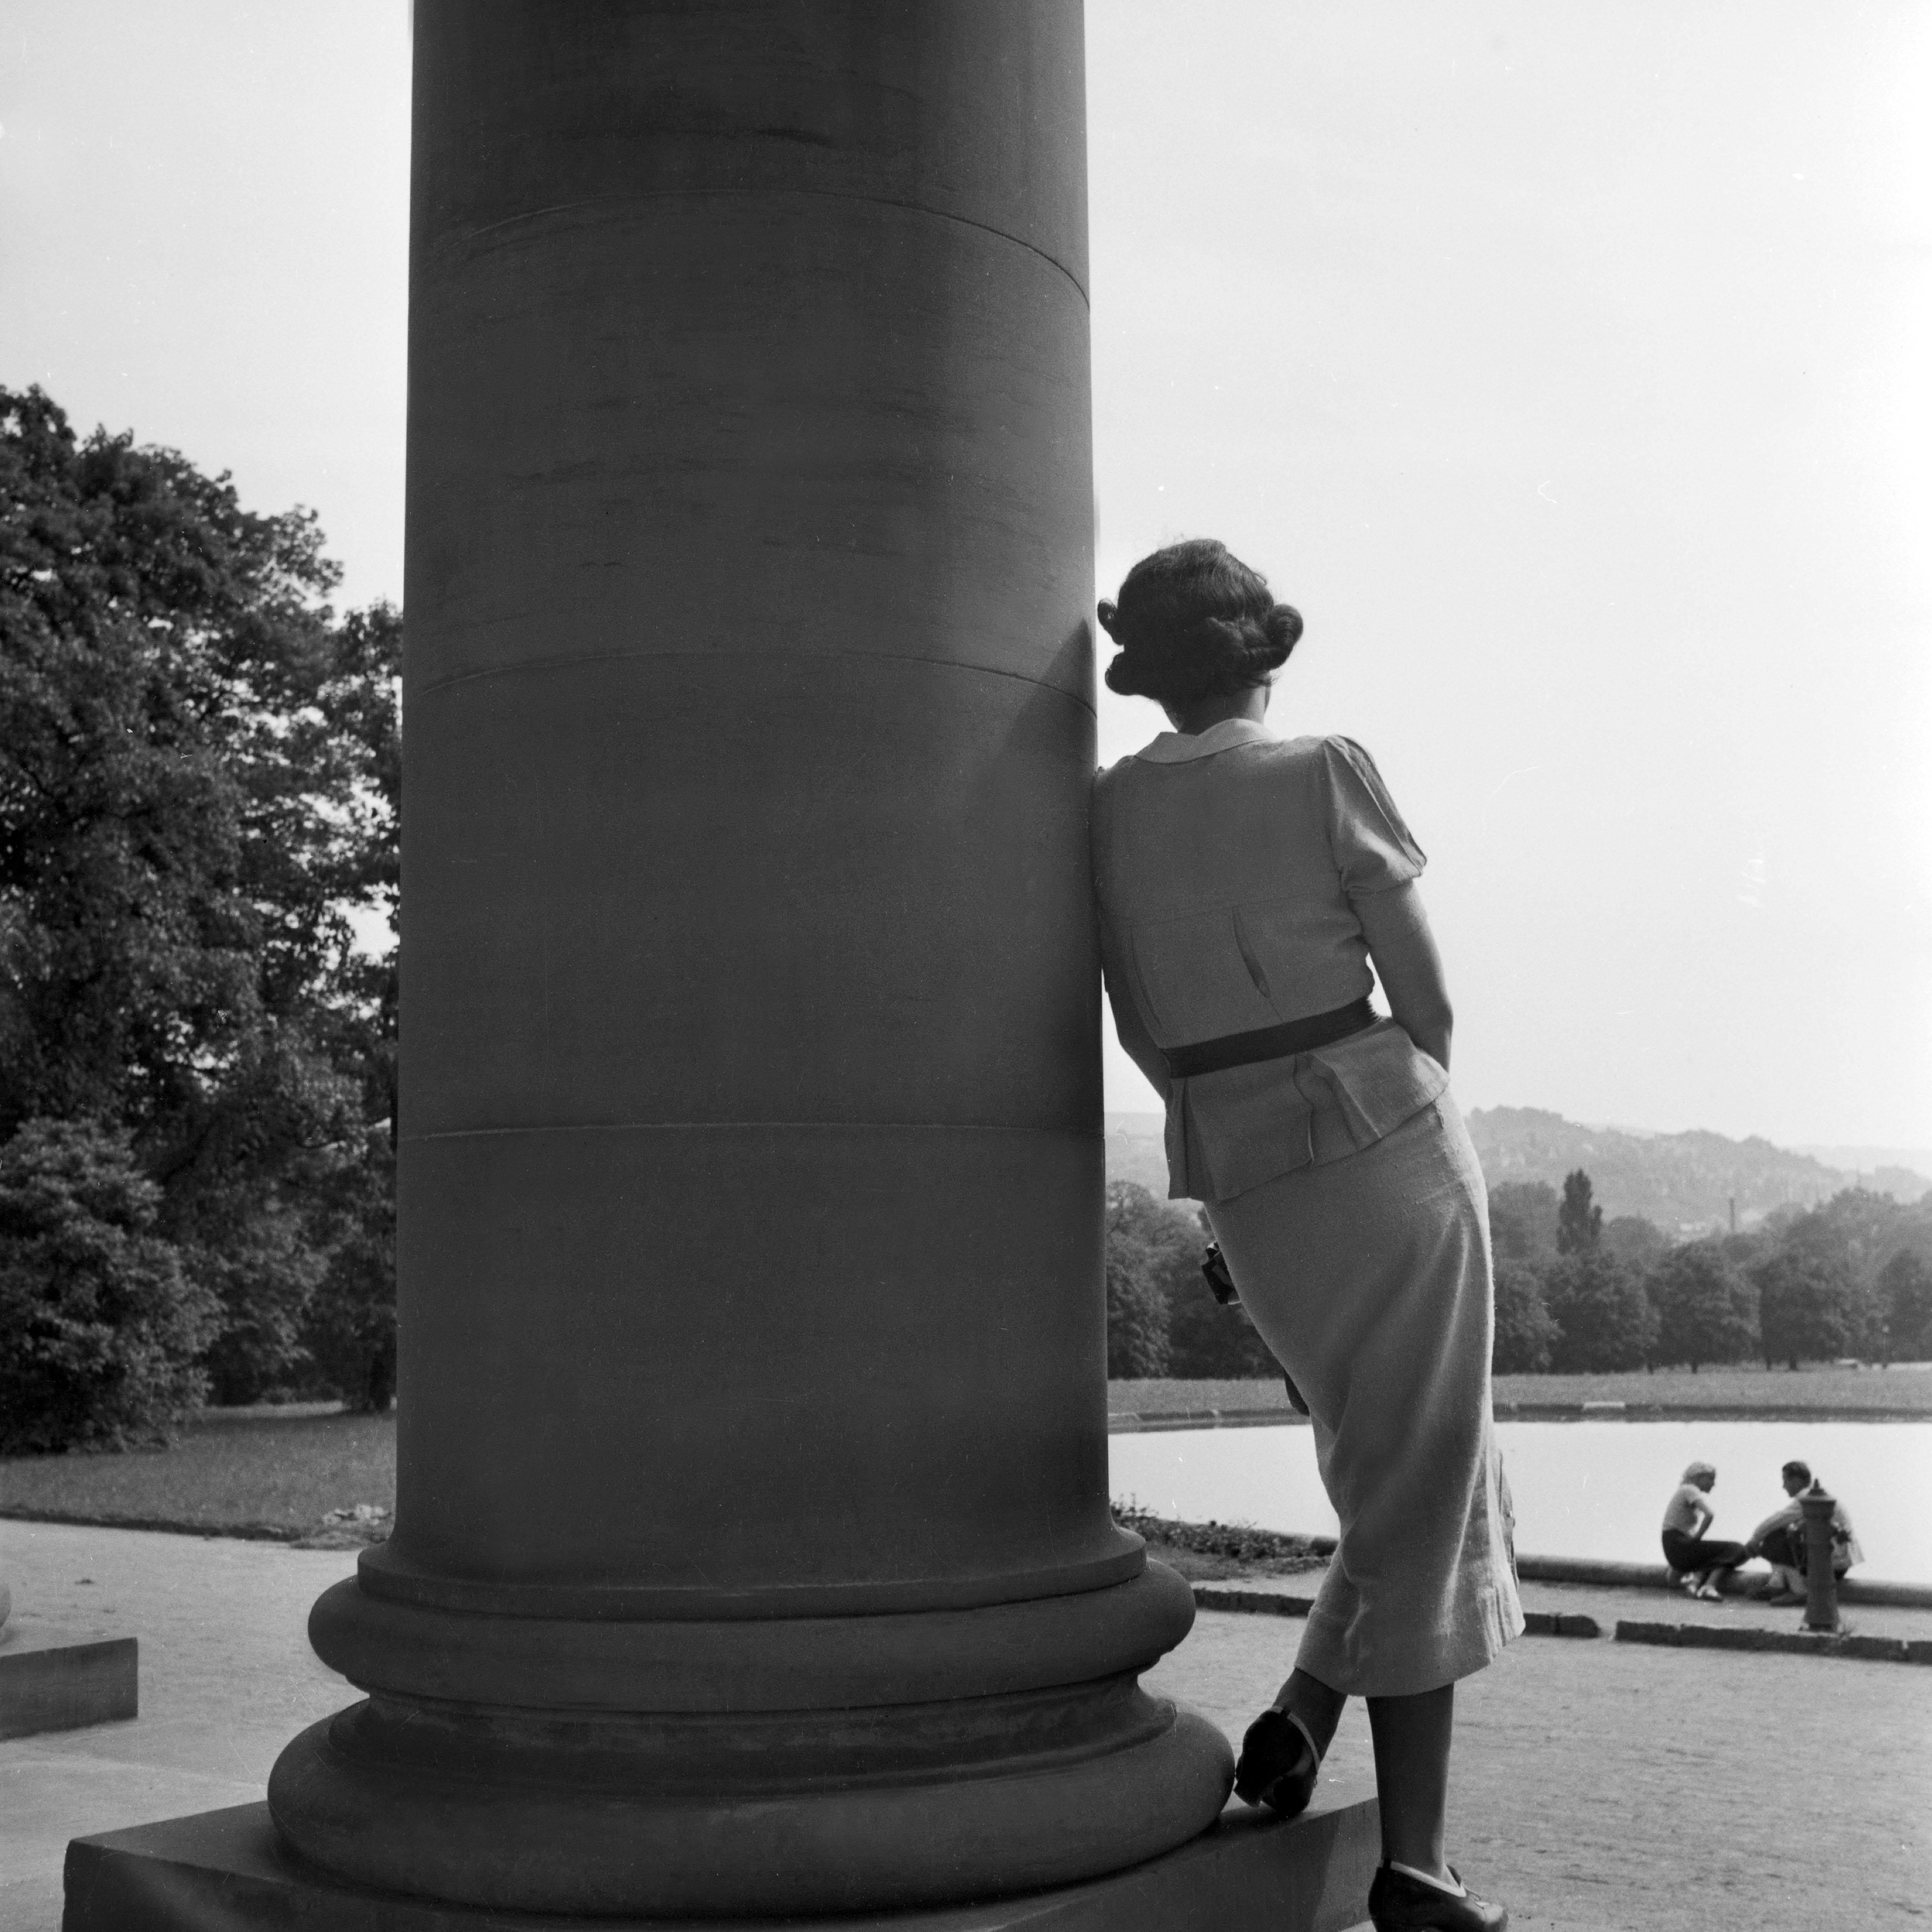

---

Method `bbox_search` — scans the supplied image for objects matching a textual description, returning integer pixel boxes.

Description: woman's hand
[1353,882,1454,1071]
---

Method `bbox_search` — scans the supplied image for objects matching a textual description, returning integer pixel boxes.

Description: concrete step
[0,1631,137,1740]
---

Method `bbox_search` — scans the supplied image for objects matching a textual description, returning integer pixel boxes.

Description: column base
[64,1781,1381,1932]
[269,1563,1234,1917]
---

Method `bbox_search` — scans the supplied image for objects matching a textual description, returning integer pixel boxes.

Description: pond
[1108,1420,1932,1584]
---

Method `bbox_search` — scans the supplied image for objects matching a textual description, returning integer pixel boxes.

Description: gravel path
[1150,1606,1930,1932]
[4,1521,1927,1931]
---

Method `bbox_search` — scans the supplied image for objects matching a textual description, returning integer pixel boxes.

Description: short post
[1799,1480,1841,1633]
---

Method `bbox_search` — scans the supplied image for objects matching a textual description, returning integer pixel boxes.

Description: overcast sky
[3,3,1927,1149]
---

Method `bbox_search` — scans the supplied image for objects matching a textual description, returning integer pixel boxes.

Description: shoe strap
[1281,1708,1322,1766]
[1389,1860,1467,1897]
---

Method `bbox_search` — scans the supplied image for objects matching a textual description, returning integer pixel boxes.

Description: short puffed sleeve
[1321,736,1426,894]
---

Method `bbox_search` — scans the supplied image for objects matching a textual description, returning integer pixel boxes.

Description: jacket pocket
[1129,908,1281,1043]
[1231,906,1272,999]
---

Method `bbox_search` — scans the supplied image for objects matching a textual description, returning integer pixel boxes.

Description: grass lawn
[0,1405,396,1538]
[1110,1362,1932,1418]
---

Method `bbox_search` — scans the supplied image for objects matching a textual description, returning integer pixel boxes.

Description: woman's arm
[1353,881,1454,1071]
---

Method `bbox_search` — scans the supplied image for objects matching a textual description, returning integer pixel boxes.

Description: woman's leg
[1695,1539,1748,1596]
[1367,1683,1456,1879]
[1269,1665,1347,1756]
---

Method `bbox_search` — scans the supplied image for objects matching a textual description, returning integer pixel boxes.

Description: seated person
[1660,1461,1748,1600]
[1744,1459,1863,1604]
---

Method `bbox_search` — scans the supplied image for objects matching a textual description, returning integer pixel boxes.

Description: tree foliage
[1492,1258,1558,1374]
[1488,1181,1558,1259]
[1103,1182,1174,1378]
[1556,1169,1603,1256]
[0,385,399,1437]
[1751,1249,1852,1370]
[1881,1249,1932,1362]
[0,1118,220,1450]
[1543,1249,1655,1372]
[1101,1183,1279,1379]
[1648,1239,1756,1371]
[1603,1214,1669,1271]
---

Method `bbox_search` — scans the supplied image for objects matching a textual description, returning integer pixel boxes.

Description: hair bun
[1263,603,1304,658]
[1099,539,1302,706]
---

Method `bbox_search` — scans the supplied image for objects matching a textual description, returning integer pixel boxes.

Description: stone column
[266,2,1231,1917]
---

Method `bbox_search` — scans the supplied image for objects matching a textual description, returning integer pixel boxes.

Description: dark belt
[1163,997,1377,1080]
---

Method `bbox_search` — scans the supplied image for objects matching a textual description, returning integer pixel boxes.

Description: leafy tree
[1492,1258,1558,1374]
[1104,1182,1175,1377]
[298,1123,397,1409]
[1881,1250,1932,1362]
[1751,1250,1851,1369]
[0,1118,220,1450]
[1164,1262,1281,1379]
[1488,1181,1558,1259]
[1556,1169,1603,1256]
[1768,1188,1899,1360]
[1544,1250,1655,1372]
[1603,1214,1669,1271]
[0,385,399,1416]
[1648,1239,1756,1371]
[1105,1183,1277,1379]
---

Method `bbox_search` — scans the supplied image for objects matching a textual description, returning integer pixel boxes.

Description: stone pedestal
[0,1632,138,1740]
[70,3,1259,1921]
[65,1787,1381,1932]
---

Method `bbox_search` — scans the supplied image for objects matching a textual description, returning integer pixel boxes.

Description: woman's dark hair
[1097,539,1302,706]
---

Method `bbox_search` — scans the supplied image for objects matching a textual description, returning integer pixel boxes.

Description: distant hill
[1101,1105,1928,1233]
[1794,1145,1932,1183]
[1467,1107,1927,1233]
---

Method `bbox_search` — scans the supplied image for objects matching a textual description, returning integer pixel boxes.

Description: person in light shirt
[1658,1462,1747,1600]
[1744,1460,1864,1605]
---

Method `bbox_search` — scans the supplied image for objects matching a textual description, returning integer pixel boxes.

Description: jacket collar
[1132,716,1276,765]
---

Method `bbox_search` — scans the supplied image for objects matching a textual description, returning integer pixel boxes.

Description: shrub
[0,1118,221,1451]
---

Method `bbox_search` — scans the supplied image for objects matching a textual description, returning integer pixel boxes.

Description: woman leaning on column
[1091,540,1523,1932]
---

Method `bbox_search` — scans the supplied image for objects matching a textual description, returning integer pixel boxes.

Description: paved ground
[1146,1610,1932,1932]
[4,1520,1929,1931]
[0,1520,360,1932]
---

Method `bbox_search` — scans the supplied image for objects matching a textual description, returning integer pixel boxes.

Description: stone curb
[1111,1409,1305,1432]
[1191,1586,1602,1640]
[1111,1402,1931,1429]
[1511,1553,1932,1608]
[1191,1585,1931,1664]
[1614,1619,1932,1665]
[0,1506,304,1544]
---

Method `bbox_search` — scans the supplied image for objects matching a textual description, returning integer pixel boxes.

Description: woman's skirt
[1207,1091,1523,1698]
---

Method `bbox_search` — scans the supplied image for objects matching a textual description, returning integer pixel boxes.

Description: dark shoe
[1367,1863,1508,1930]
[1232,1707,1319,1818]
